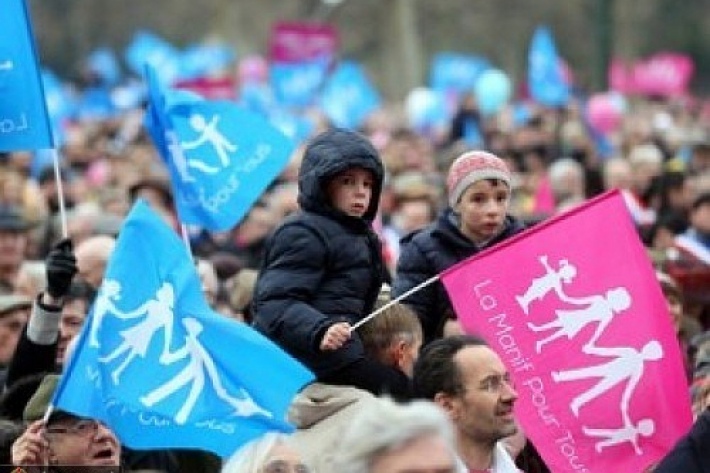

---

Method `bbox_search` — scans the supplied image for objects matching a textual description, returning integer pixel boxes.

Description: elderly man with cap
[11,373,191,473]
[11,374,122,469]
[0,294,31,386]
[393,151,526,344]
[0,206,33,294]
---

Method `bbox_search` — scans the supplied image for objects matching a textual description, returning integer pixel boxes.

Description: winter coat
[393,208,525,343]
[289,383,379,472]
[654,408,710,473]
[252,129,388,378]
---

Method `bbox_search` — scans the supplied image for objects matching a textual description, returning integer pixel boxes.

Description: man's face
[370,433,457,473]
[0,307,29,364]
[0,229,27,270]
[45,416,121,467]
[444,346,518,446]
[57,299,87,364]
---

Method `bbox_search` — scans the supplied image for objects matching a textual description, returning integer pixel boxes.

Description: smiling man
[413,335,521,473]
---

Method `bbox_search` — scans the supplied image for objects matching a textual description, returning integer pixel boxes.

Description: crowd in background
[1,72,710,471]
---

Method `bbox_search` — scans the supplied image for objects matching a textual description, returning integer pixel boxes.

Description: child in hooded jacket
[252,128,410,399]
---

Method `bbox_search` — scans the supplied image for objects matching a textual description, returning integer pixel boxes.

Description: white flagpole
[350,274,440,332]
[50,148,68,238]
[179,223,194,259]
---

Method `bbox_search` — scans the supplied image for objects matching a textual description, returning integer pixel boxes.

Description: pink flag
[441,191,692,473]
[269,22,339,63]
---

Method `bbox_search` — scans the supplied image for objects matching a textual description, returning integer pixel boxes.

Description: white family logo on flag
[90,279,271,425]
[445,193,691,472]
[515,254,662,455]
[171,112,237,182]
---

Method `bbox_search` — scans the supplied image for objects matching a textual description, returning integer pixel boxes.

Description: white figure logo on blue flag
[52,200,314,458]
[144,64,296,231]
[0,0,54,152]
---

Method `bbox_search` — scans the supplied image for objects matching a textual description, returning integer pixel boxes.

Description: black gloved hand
[45,238,77,298]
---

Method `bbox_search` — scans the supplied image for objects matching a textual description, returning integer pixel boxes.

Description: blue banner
[429,52,490,93]
[0,0,54,152]
[270,59,329,108]
[87,47,121,86]
[125,30,181,83]
[318,60,381,129]
[53,201,314,458]
[268,108,315,147]
[180,43,235,80]
[41,69,75,146]
[144,65,296,230]
[528,26,570,107]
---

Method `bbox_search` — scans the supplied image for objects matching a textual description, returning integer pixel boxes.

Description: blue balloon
[474,69,512,116]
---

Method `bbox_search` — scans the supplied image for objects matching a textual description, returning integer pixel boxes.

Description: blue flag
[270,59,329,108]
[125,30,181,83]
[528,26,570,107]
[87,47,121,86]
[429,52,490,93]
[180,43,235,80]
[41,69,75,146]
[318,60,381,130]
[52,200,314,458]
[144,65,296,230]
[0,0,54,152]
[268,108,315,147]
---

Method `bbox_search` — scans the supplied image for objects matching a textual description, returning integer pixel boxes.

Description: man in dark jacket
[252,128,410,398]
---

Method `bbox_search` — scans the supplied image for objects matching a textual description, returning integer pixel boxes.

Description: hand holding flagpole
[350,274,439,332]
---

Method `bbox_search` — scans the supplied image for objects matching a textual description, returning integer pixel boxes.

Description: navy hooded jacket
[252,129,389,378]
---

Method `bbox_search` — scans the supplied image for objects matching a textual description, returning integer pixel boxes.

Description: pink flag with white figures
[441,191,692,473]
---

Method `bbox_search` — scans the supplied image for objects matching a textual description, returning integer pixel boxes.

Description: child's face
[326,167,374,218]
[454,179,510,245]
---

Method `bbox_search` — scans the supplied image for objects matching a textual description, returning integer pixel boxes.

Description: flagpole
[179,223,194,258]
[350,274,440,331]
[50,148,68,238]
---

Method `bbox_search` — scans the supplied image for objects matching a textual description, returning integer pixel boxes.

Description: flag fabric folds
[0,0,54,152]
[527,25,570,107]
[144,65,296,231]
[52,200,314,458]
[318,60,381,130]
[441,190,692,473]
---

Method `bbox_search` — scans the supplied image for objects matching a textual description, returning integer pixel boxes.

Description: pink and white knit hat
[446,150,511,206]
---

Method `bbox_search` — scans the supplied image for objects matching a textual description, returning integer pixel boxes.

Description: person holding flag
[252,128,411,399]
[44,200,314,462]
[393,150,525,344]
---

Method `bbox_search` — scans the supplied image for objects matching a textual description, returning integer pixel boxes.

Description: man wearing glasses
[413,335,521,473]
[10,374,121,470]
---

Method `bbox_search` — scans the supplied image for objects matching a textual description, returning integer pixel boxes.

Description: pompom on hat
[446,150,511,207]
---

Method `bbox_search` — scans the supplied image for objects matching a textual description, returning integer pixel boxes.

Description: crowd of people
[1,72,710,472]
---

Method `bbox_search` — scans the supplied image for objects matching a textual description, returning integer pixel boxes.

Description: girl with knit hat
[393,150,526,344]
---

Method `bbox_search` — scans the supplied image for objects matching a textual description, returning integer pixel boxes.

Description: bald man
[75,235,116,289]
